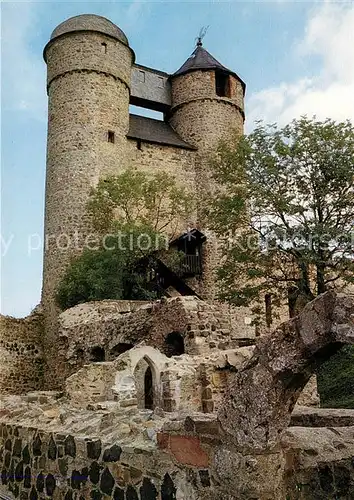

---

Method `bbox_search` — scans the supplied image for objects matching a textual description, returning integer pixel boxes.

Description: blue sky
[1,0,354,317]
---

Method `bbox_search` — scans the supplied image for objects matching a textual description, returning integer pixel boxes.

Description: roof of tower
[173,42,246,91]
[127,115,196,150]
[50,14,129,46]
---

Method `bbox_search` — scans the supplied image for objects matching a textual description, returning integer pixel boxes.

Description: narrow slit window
[108,130,115,143]
[101,42,107,53]
[288,286,298,318]
[265,294,272,328]
[137,139,142,150]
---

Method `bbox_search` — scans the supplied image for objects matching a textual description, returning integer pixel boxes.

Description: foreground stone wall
[0,421,188,500]
[2,411,354,500]
[0,309,44,395]
[283,425,354,499]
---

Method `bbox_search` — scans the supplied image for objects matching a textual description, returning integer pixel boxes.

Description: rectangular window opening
[129,105,164,121]
[137,139,142,150]
[108,130,115,143]
[101,42,107,54]
[215,71,231,98]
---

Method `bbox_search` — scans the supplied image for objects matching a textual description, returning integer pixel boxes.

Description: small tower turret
[169,40,245,150]
[168,42,246,299]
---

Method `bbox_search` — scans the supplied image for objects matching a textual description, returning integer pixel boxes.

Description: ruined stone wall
[2,412,354,500]
[57,297,243,380]
[283,425,354,499]
[0,309,44,394]
[64,344,255,413]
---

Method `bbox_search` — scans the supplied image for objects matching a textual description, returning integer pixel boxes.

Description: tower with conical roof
[169,38,245,148]
[168,40,246,298]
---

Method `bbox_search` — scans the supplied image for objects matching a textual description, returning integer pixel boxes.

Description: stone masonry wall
[57,297,237,381]
[126,139,197,236]
[0,309,44,395]
[0,421,191,500]
[2,411,354,500]
[283,426,354,499]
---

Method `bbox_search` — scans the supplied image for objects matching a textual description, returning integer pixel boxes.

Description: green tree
[317,346,354,408]
[56,225,164,310]
[208,117,354,409]
[87,169,192,236]
[209,117,354,315]
[56,169,192,310]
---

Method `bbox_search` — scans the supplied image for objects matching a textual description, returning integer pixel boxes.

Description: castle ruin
[1,14,354,500]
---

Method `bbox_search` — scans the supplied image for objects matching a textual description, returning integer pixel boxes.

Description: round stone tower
[169,41,246,299]
[42,14,134,386]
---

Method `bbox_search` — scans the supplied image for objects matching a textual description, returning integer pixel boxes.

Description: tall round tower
[169,41,246,299]
[42,14,134,385]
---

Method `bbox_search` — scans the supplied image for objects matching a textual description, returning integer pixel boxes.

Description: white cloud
[1,1,47,120]
[246,4,354,130]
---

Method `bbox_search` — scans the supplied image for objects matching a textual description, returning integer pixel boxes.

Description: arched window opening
[108,130,115,143]
[109,343,134,359]
[288,286,298,318]
[90,346,105,362]
[165,332,185,357]
[144,366,154,410]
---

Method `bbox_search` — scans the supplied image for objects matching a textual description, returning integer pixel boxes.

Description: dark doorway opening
[144,366,154,409]
[90,346,105,362]
[165,332,185,357]
[215,71,231,98]
[109,343,134,359]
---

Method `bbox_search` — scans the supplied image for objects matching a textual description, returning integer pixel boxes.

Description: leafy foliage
[317,346,354,409]
[56,227,162,310]
[209,117,354,316]
[208,117,354,408]
[56,169,193,310]
[87,169,193,237]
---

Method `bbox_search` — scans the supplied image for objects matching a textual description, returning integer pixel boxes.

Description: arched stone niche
[113,346,167,410]
[134,356,159,410]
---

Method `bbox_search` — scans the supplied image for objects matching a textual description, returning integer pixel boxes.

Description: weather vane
[195,26,209,47]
